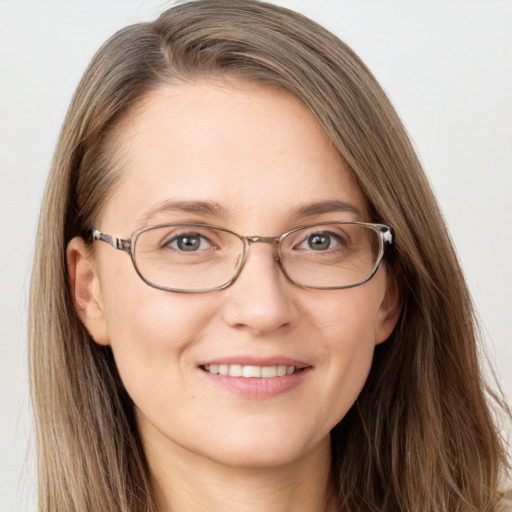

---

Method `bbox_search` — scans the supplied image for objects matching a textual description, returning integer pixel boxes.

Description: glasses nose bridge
[241,235,283,266]
[245,235,281,246]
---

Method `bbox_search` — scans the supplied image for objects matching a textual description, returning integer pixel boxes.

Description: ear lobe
[67,236,110,346]
[374,278,402,345]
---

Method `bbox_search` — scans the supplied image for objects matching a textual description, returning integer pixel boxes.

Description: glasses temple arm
[91,229,132,252]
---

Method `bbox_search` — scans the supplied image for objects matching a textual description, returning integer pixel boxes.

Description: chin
[198,427,331,470]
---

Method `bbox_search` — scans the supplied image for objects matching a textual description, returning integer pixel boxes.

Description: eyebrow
[137,200,230,225]
[289,200,363,219]
[137,198,363,226]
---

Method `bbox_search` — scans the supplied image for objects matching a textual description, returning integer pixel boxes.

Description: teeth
[261,366,276,378]
[203,364,297,378]
[229,364,243,377]
[243,365,261,378]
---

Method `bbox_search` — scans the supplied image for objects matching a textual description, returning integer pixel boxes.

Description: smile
[202,364,297,378]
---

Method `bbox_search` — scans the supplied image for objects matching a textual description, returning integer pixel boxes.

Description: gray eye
[168,233,210,252]
[304,232,341,251]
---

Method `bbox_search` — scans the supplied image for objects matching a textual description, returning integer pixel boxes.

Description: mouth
[199,359,311,398]
[201,364,302,378]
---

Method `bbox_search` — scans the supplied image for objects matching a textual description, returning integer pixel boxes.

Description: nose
[221,244,300,335]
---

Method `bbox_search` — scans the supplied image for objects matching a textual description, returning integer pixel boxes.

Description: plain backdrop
[1,1,511,510]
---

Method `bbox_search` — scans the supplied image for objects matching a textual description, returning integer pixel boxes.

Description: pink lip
[198,356,312,399]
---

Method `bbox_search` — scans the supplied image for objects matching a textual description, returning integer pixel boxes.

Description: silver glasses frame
[91,221,394,293]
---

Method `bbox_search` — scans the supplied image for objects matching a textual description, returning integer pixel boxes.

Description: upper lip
[198,356,310,369]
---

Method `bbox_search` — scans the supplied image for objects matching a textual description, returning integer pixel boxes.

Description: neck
[142,425,337,512]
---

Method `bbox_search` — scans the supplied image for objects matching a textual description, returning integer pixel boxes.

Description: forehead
[100,80,369,233]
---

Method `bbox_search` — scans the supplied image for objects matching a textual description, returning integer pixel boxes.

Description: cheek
[99,269,216,395]
[306,283,386,416]
[308,280,385,348]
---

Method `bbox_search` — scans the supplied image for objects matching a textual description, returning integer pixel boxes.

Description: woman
[29,1,510,511]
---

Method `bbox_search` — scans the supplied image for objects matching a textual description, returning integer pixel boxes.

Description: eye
[165,232,212,252]
[298,231,344,251]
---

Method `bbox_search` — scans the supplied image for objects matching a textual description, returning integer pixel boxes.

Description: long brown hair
[29,1,510,510]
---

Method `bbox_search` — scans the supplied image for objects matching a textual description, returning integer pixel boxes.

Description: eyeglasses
[91,221,393,293]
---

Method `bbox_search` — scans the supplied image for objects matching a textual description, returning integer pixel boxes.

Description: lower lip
[200,367,311,398]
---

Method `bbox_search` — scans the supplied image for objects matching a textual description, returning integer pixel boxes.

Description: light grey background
[1,1,511,510]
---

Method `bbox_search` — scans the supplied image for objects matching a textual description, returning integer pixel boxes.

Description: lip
[198,356,312,399]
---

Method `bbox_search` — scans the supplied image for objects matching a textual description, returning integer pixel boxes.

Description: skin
[68,81,401,512]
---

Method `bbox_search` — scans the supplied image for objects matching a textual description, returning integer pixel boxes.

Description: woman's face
[71,81,399,471]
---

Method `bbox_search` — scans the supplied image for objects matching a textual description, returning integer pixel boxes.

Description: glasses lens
[133,225,244,291]
[280,223,383,288]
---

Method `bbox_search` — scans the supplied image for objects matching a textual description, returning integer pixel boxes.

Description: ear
[374,277,402,345]
[67,237,110,346]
